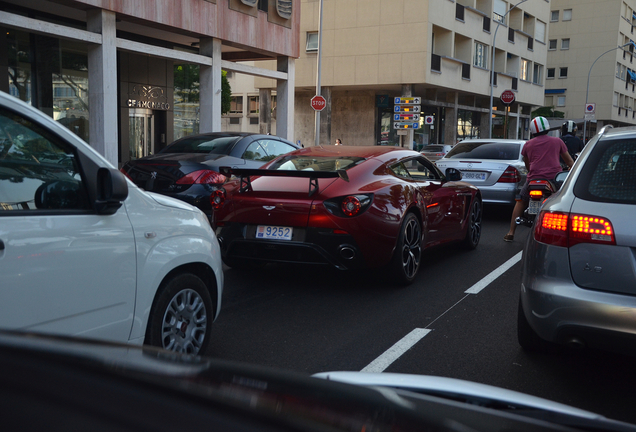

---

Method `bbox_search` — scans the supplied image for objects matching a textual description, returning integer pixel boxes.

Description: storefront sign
[127,85,170,111]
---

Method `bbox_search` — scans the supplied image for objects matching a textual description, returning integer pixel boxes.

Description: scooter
[515,178,558,227]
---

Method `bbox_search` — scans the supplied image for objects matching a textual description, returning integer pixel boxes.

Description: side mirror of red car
[445,168,462,182]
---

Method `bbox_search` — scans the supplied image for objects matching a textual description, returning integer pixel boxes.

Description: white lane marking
[361,328,431,373]
[464,251,523,294]
[361,252,523,372]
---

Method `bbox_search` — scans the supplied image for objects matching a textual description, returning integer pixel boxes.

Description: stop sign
[311,95,327,111]
[500,90,516,105]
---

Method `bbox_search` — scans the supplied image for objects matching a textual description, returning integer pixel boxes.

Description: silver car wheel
[400,216,422,280]
[161,288,208,354]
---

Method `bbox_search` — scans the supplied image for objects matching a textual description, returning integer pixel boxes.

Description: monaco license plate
[256,225,293,241]
[461,171,487,180]
[528,199,542,215]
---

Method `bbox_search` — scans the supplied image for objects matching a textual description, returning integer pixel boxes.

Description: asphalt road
[206,205,636,425]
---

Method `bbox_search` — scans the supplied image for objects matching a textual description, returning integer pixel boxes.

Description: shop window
[306,32,319,52]
[249,96,259,115]
[230,96,244,114]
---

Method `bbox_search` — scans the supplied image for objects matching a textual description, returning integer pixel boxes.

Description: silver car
[518,125,636,354]
[420,144,453,162]
[435,139,527,205]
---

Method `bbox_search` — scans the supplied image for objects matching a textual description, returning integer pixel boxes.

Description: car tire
[517,298,557,353]
[462,197,482,250]
[146,273,213,355]
[389,212,422,286]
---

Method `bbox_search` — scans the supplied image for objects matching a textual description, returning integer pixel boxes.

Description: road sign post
[500,90,515,139]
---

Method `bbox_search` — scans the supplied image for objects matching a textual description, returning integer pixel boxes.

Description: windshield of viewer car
[268,156,365,172]
[446,142,521,160]
[161,136,239,154]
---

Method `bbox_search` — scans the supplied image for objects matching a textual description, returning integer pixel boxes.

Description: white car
[0,91,223,355]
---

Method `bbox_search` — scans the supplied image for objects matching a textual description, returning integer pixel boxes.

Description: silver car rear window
[445,142,520,160]
[575,139,636,204]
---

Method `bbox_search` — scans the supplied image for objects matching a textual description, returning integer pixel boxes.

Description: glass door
[129,109,155,160]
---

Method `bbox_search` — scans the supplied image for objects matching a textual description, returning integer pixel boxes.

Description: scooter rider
[503,116,574,242]
[561,120,584,161]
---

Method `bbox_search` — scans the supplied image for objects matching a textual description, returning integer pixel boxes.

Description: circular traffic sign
[500,90,515,105]
[311,95,327,111]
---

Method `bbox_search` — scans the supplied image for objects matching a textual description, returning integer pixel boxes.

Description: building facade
[0,0,300,166]
[249,0,551,147]
[545,0,636,141]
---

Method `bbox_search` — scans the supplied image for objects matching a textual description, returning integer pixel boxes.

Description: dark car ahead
[120,132,300,222]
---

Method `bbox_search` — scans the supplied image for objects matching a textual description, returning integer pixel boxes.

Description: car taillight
[342,196,363,216]
[529,190,543,199]
[324,194,373,217]
[534,211,616,247]
[497,166,520,183]
[177,170,227,185]
[119,167,133,181]
[210,189,226,209]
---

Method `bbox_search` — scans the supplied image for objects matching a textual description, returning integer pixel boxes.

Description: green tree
[173,65,232,114]
[531,106,565,119]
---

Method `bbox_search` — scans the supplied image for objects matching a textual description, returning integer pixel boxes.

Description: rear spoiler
[219,166,349,197]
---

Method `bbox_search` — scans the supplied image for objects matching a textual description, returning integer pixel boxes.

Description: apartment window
[547,68,555,79]
[494,0,507,24]
[563,9,572,21]
[533,64,543,84]
[561,38,570,50]
[549,39,557,50]
[306,32,319,52]
[557,96,566,107]
[621,64,627,80]
[248,96,259,114]
[535,20,546,43]
[617,62,622,78]
[614,92,619,106]
[559,67,568,78]
[474,42,488,68]
[550,11,559,22]
[230,96,243,114]
[521,59,531,81]
[545,96,553,106]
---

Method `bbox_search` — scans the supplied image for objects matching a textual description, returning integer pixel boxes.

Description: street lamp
[488,0,528,139]
[583,41,636,142]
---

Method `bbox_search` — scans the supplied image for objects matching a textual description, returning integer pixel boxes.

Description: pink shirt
[521,134,568,180]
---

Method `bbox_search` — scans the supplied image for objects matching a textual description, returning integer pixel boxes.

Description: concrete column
[199,37,222,133]
[0,29,7,93]
[320,86,331,144]
[507,106,519,139]
[401,84,414,149]
[276,56,295,141]
[444,93,458,145]
[87,9,118,165]
[259,88,272,134]
[480,110,490,138]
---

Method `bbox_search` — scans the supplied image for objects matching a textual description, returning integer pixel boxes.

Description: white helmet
[530,116,550,135]
[562,120,577,135]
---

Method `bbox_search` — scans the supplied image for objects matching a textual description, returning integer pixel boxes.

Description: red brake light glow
[341,196,362,217]
[497,166,520,183]
[210,189,226,210]
[534,211,616,247]
[177,170,227,185]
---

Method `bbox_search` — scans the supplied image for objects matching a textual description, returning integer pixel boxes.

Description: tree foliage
[174,65,232,114]
[531,106,565,119]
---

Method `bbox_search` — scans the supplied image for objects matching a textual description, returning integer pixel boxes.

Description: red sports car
[213,146,482,284]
